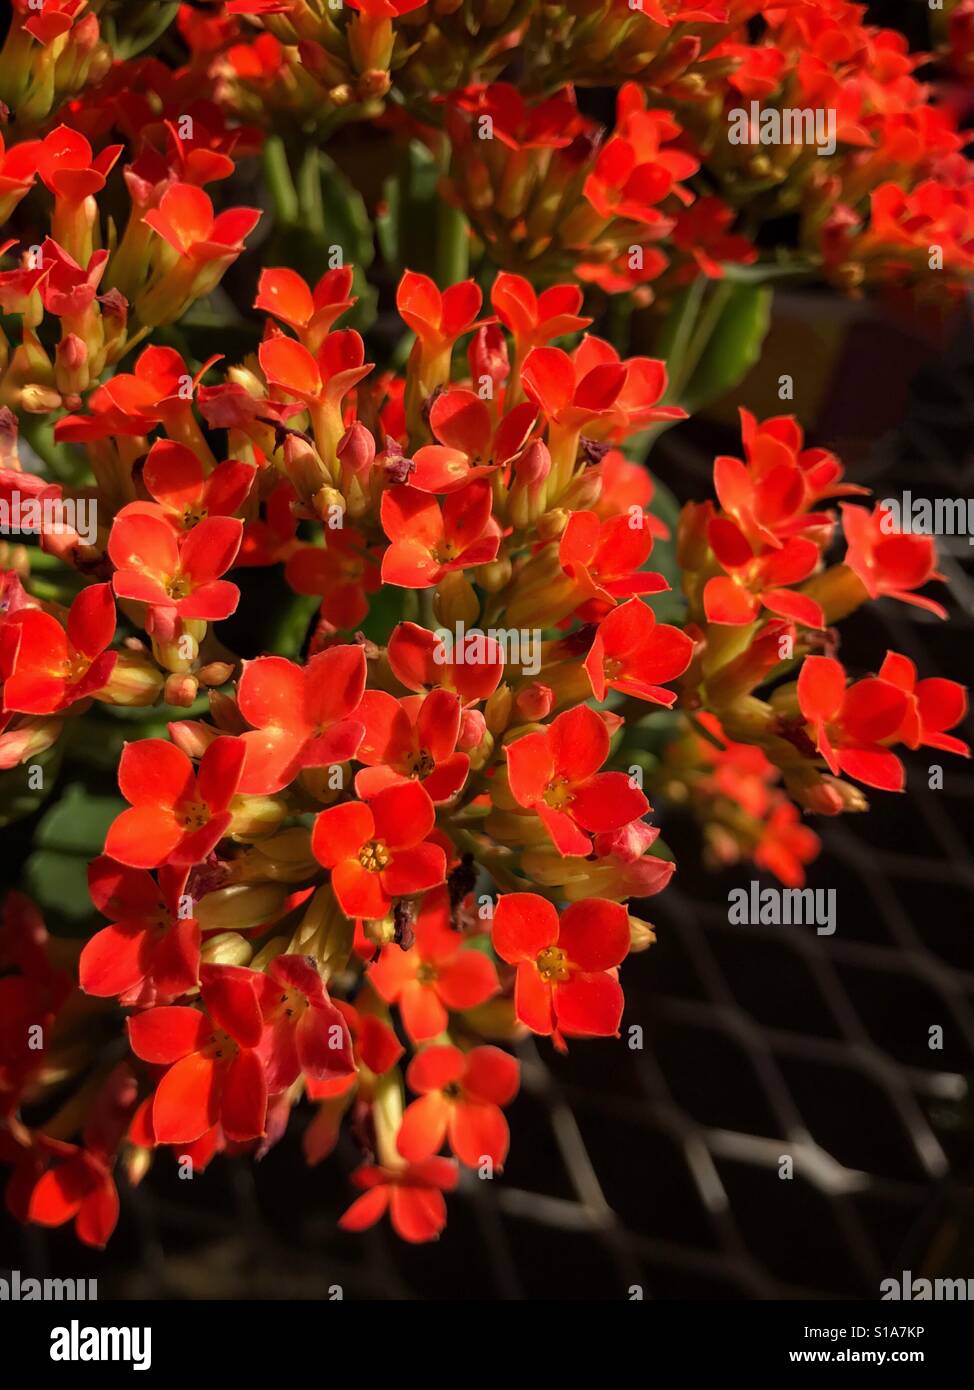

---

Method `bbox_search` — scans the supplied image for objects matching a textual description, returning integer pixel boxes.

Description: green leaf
[0,746,63,829]
[23,783,125,934]
[680,282,772,415]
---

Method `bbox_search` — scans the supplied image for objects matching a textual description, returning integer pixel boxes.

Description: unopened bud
[99,652,164,707]
[628,915,657,952]
[164,673,198,707]
[434,572,480,628]
[168,718,219,758]
[200,931,253,968]
[535,509,569,543]
[196,883,288,933]
[338,421,376,478]
[197,661,235,687]
[515,682,553,721]
[484,682,513,735]
[227,793,288,840]
[458,707,487,751]
[477,556,512,593]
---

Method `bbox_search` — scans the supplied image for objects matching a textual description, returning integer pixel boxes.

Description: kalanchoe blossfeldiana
[0,0,970,1256]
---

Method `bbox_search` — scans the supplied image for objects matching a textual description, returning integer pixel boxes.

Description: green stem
[297,146,325,233]
[655,279,706,401]
[435,194,469,288]
[676,280,734,400]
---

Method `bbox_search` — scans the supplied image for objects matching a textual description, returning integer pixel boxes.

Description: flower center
[181,503,208,529]
[205,1028,238,1063]
[408,748,436,779]
[177,799,210,831]
[543,778,573,810]
[358,839,390,872]
[165,573,192,600]
[416,962,438,985]
[535,945,570,983]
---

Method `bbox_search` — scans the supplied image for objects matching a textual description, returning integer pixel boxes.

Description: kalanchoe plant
[0,0,970,1250]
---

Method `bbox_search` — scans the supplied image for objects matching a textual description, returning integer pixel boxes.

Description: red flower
[284,528,381,630]
[105,735,245,869]
[570,336,685,439]
[877,652,969,758]
[704,520,825,628]
[842,503,947,618]
[521,345,626,433]
[387,620,504,703]
[258,329,372,409]
[0,134,40,221]
[3,583,116,714]
[236,647,366,794]
[38,238,108,318]
[492,893,630,1046]
[131,439,255,532]
[713,409,865,550]
[410,387,536,493]
[311,781,447,920]
[353,688,470,802]
[19,0,87,45]
[80,856,199,1005]
[398,1044,519,1168]
[559,510,671,614]
[339,1157,459,1243]
[109,510,242,623]
[143,182,260,265]
[753,802,821,890]
[380,479,500,588]
[27,1143,118,1250]
[57,346,220,443]
[127,964,267,1144]
[254,265,355,351]
[255,954,355,1092]
[449,83,588,154]
[797,656,910,791]
[369,899,499,1040]
[36,126,123,203]
[490,272,591,357]
[396,270,482,360]
[584,597,693,706]
[506,704,649,855]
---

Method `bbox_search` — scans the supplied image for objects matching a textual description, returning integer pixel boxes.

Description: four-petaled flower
[311,781,448,920]
[492,893,631,1048]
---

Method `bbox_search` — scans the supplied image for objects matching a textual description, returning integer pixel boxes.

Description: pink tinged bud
[0,718,62,769]
[58,334,87,371]
[515,682,554,721]
[337,421,376,477]
[514,439,551,490]
[458,708,487,750]
[594,819,660,863]
[468,323,509,389]
[72,14,101,53]
[168,719,219,758]
[165,673,199,707]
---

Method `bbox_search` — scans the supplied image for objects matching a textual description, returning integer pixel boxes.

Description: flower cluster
[0,0,969,1251]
